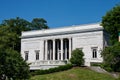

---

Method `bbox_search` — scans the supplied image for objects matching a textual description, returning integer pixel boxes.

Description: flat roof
[21,23,103,38]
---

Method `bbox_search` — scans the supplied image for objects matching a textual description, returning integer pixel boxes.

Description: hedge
[31,64,73,75]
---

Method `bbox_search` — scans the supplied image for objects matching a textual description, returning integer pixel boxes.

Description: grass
[30,67,117,80]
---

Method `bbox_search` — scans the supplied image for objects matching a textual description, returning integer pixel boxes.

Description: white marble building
[21,23,109,70]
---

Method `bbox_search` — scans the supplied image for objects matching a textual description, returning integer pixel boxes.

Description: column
[49,41,51,60]
[61,38,63,60]
[65,40,67,60]
[57,41,59,60]
[53,39,55,60]
[43,40,45,60]
[45,40,48,60]
[50,41,53,60]
[69,38,72,59]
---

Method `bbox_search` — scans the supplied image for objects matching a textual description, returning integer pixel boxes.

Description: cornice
[21,27,103,39]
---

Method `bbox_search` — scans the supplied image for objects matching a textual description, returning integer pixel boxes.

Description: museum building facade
[21,23,109,70]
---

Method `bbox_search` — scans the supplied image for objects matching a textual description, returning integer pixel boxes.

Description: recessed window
[24,51,29,61]
[92,47,98,58]
[35,50,40,60]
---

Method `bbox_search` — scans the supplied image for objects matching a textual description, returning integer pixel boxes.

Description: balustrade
[30,60,67,66]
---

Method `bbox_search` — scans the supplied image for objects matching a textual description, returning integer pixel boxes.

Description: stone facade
[21,23,109,70]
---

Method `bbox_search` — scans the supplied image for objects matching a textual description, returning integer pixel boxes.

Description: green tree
[0,26,18,50]
[70,49,84,66]
[0,17,49,79]
[101,4,120,45]
[1,17,49,52]
[1,17,31,52]
[0,48,30,80]
[1,17,31,35]
[101,42,120,72]
[0,26,30,79]
[31,18,49,30]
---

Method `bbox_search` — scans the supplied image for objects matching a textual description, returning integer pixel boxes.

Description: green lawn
[30,67,117,80]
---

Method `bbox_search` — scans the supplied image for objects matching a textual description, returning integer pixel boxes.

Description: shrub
[101,63,113,72]
[101,42,120,72]
[31,64,73,75]
[91,62,102,66]
[70,49,84,66]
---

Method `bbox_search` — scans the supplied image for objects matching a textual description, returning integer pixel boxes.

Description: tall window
[35,50,40,60]
[24,51,29,61]
[92,47,97,58]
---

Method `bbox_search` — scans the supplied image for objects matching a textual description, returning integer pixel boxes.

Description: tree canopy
[101,42,120,72]
[0,17,49,79]
[0,48,30,80]
[0,17,49,52]
[101,4,120,45]
[31,18,49,30]
[0,26,30,79]
[101,4,120,72]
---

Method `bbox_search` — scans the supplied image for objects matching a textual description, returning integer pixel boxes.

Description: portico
[44,38,72,61]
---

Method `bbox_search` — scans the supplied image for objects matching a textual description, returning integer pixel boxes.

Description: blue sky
[0,0,120,28]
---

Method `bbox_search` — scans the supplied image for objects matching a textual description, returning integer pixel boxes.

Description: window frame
[35,50,40,60]
[24,51,29,61]
[91,47,98,58]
